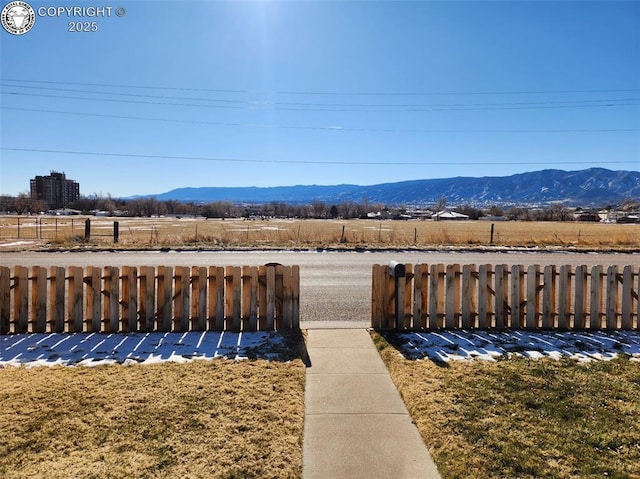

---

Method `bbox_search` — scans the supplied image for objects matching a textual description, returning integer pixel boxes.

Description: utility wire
[3,91,639,112]
[3,147,639,166]
[2,83,637,109]
[4,106,639,134]
[2,77,639,96]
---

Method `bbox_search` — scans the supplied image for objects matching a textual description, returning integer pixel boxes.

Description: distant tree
[487,205,504,217]
[329,205,339,218]
[435,197,448,212]
[457,205,483,220]
[311,201,327,219]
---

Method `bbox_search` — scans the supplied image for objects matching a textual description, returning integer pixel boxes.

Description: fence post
[371,265,384,329]
[113,221,119,243]
[388,261,406,331]
[292,265,300,329]
[84,218,91,240]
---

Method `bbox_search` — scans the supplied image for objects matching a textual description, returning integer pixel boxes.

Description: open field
[1,216,639,250]
[0,359,306,479]
[374,332,640,479]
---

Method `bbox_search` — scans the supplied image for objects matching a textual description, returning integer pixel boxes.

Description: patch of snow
[392,330,640,362]
[0,331,289,368]
[0,240,36,247]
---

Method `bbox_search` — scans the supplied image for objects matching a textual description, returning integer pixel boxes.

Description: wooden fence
[372,263,640,331]
[0,264,299,334]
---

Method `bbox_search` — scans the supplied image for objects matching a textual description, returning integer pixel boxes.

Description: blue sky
[1,0,639,198]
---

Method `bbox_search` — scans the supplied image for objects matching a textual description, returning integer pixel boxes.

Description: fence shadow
[0,329,309,367]
[376,329,640,365]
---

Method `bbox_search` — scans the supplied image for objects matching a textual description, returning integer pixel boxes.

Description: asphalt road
[2,250,638,327]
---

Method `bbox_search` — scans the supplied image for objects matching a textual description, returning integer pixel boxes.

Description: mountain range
[144,168,640,207]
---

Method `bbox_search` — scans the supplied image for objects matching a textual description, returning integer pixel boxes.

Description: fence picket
[266,265,276,330]
[258,265,267,331]
[542,265,556,329]
[275,265,284,330]
[621,265,633,330]
[511,265,525,328]
[122,266,138,333]
[139,266,155,332]
[526,265,540,329]
[209,266,224,331]
[192,266,207,331]
[0,267,10,334]
[33,266,47,333]
[429,264,444,329]
[283,266,294,330]
[446,264,460,329]
[292,265,300,329]
[371,264,384,329]
[14,266,28,333]
[249,266,260,331]
[68,266,84,333]
[87,266,102,333]
[478,264,491,329]
[51,266,65,333]
[574,265,587,329]
[590,265,603,329]
[495,264,508,329]
[174,266,190,332]
[157,266,172,332]
[557,265,571,330]
[462,264,476,329]
[606,266,619,329]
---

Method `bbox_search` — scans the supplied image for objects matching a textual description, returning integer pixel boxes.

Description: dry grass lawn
[1,216,638,249]
[373,333,640,479]
[0,359,305,479]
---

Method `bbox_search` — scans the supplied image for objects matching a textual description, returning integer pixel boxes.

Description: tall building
[30,171,80,209]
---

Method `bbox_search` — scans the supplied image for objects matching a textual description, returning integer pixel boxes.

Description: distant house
[433,210,469,221]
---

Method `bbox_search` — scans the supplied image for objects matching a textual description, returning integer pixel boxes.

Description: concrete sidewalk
[302,329,441,479]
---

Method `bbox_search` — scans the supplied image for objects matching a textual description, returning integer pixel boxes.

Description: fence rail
[372,263,640,331]
[0,264,299,334]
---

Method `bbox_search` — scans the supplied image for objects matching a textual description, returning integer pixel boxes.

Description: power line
[2,77,639,97]
[4,106,639,134]
[2,83,638,109]
[3,147,639,167]
[3,91,639,112]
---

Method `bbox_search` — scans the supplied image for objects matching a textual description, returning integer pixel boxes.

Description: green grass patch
[374,332,640,479]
